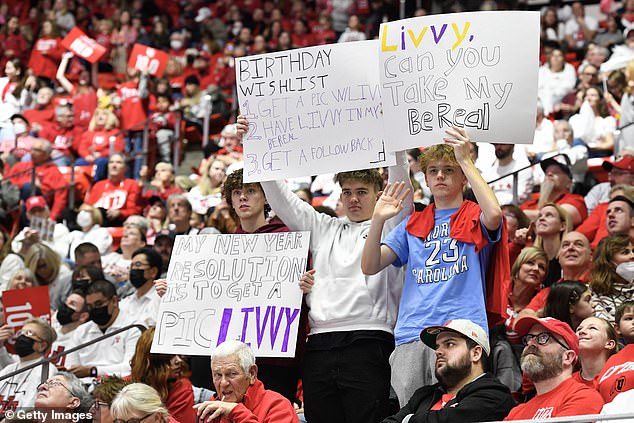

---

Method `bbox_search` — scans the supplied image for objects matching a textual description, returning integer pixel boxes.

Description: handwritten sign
[3,286,51,354]
[236,40,395,183]
[61,27,106,63]
[128,43,170,76]
[379,11,539,148]
[151,232,310,357]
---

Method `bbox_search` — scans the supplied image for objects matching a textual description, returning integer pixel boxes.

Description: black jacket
[382,373,516,423]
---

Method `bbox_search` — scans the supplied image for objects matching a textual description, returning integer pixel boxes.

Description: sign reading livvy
[236,40,395,183]
[378,11,539,148]
[3,286,51,354]
[128,43,170,76]
[61,27,106,63]
[151,232,310,357]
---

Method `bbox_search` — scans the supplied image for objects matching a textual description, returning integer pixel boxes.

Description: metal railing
[0,324,146,384]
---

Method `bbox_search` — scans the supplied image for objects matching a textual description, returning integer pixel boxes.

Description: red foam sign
[3,286,51,354]
[61,27,106,63]
[128,43,169,76]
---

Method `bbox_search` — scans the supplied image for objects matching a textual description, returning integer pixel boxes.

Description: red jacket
[28,36,64,80]
[23,105,55,131]
[211,378,299,423]
[165,378,196,423]
[407,200,510,326]
[76,129,124,159]
[85,178,142,218]
[5,161,68,221]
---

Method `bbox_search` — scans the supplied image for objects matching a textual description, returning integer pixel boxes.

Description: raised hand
[236,115,248,138]
[443,126,473,163]
[372,181,411,222]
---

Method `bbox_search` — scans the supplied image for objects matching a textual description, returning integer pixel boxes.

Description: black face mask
[129,269,147,289]
[89,303,112,326]
[14,335,36,357]
[72,279,90,293]
[57,303,77,326]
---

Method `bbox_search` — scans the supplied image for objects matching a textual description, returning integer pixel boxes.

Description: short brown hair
[222,169,268,216]
[419,144,459,174]
[334,169,383,192]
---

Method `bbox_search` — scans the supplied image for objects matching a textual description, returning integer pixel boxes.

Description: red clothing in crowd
[117,81,147,131]
[571,371,595,388]
[596,344,634,404]
[520,192,588,223]
[71,86,98,130]
[525,270,591,312]
[576,202,608,250]
[5,161,68,221]
[76,129,124,159]
[23,104,55,131]
[165,378,196,423]
[85,178,142,219]
[209,378,299,423]
[28,36,64,80]
[39,123,83,157]
[0,33,29,69]
[504,378,603,420]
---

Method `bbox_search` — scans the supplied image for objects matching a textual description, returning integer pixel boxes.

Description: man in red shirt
[39,103,82,166]
[84,153,141,227]
[521,156,587,227]
[5,138,68,222]
[505,317,604,420]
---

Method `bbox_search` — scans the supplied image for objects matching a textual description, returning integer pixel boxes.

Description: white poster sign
[236,40,395,183]
[379,11,539,148]
[151,232,309,357]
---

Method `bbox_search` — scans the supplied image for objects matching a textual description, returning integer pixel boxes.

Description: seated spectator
[149,94,177,163]
[214,124,244,166]
[337,15,366,43]
[111,383,177,423]
[482,143,534,205]
[167,194,199,235]
[129,327,196,423]
[102,225,147,297]
[579,184,634,249]
[73,242,103,270]
[0,318,58,410]
[527,100,554,162]
[586,156,634,215]
[538,47,577,115]
[22,86,55,133]
[5,138,68,222]
[68,203,112,262]
[39,103,82,166]
[503,205,530,243]
[589,234,634,322]
[67,279,142,380]
[5,268,35,291]
[0,114,38,163]
[23,243,72,311]
[85,153,142,227]
[521,156,587,227]
[119,247,162,327]
[34,372,92,420]
[0,59,35,141]
[145,196,168,245]
[91,376,131,423]
[616,301,634,344]
[504,316,604,420]
[70,265,105,294]
[49,291,89,370]
[564,2,598,56]
[383,319,515,423]
[194,341,299,423]
[27,19,63,85]
[12,196,70,259]
[543,280,593,330]
[141,162,183,204]
[543,120,588,190]
[152,230,174,277]
[0,228,25,292]
[557,64,599,119]
[75,108,124,182]
[574,316,619,387]
[569,86,616,157]
[187,158,226,215]
[606,195,634,240]
[596,326,634,409]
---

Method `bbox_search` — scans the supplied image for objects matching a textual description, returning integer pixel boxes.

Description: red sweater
[39,124,83,156]
[210,378,299,423]
[28,36,64,80]
[165,378,196,423]
[23,105,55,131]
[85,178,142,218]
[76,129,124,159]
[5,161,68,221]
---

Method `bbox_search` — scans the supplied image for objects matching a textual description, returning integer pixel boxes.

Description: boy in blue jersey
[361,127,508,407]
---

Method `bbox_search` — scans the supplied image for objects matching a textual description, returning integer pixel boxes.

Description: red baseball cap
[514,316,579,355]
[26,196,47,212]
[602,156,634,173]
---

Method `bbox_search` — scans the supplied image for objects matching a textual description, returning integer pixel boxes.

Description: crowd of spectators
[0,0,633,422]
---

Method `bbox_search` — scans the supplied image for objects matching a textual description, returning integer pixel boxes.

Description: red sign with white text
[3,286,51,354]
[61,27,106,63]
[128,43,169,76]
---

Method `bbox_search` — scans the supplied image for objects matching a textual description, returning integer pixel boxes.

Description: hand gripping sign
[61,27,106,64]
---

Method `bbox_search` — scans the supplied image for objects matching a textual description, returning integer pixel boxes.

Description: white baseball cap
[420,319,490,356]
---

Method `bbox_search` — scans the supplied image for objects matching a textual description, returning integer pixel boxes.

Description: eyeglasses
[37,379,76,397]
[113,413,154,423]
[17,329,43,342]
[521,332,570,350]
[130,261,150,269]
[89,400,109,414]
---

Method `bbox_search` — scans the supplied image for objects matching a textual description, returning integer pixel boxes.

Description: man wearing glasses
[0,318,58,412]
[504,317,604,420]
[34,372,92,421]
[119,247,162,328]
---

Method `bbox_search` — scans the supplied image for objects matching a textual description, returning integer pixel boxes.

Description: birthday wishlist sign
[379,11,539,148]
[151,232,310,357]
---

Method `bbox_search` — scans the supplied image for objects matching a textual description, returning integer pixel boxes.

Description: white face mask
[170,40,183,50]
[616,261,634,283]
[76,210,93,229]
[13,122,27,135]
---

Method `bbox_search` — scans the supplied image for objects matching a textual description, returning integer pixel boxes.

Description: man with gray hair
[194,340,299,423]
[39,103,82,166]
[35,372,92,421]
[5,138,68,221]
[167,194,198,235]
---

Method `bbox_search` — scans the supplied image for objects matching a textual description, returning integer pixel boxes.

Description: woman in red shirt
[27,20,63,84]
[0,16,28,71]
[76,108,124,182]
